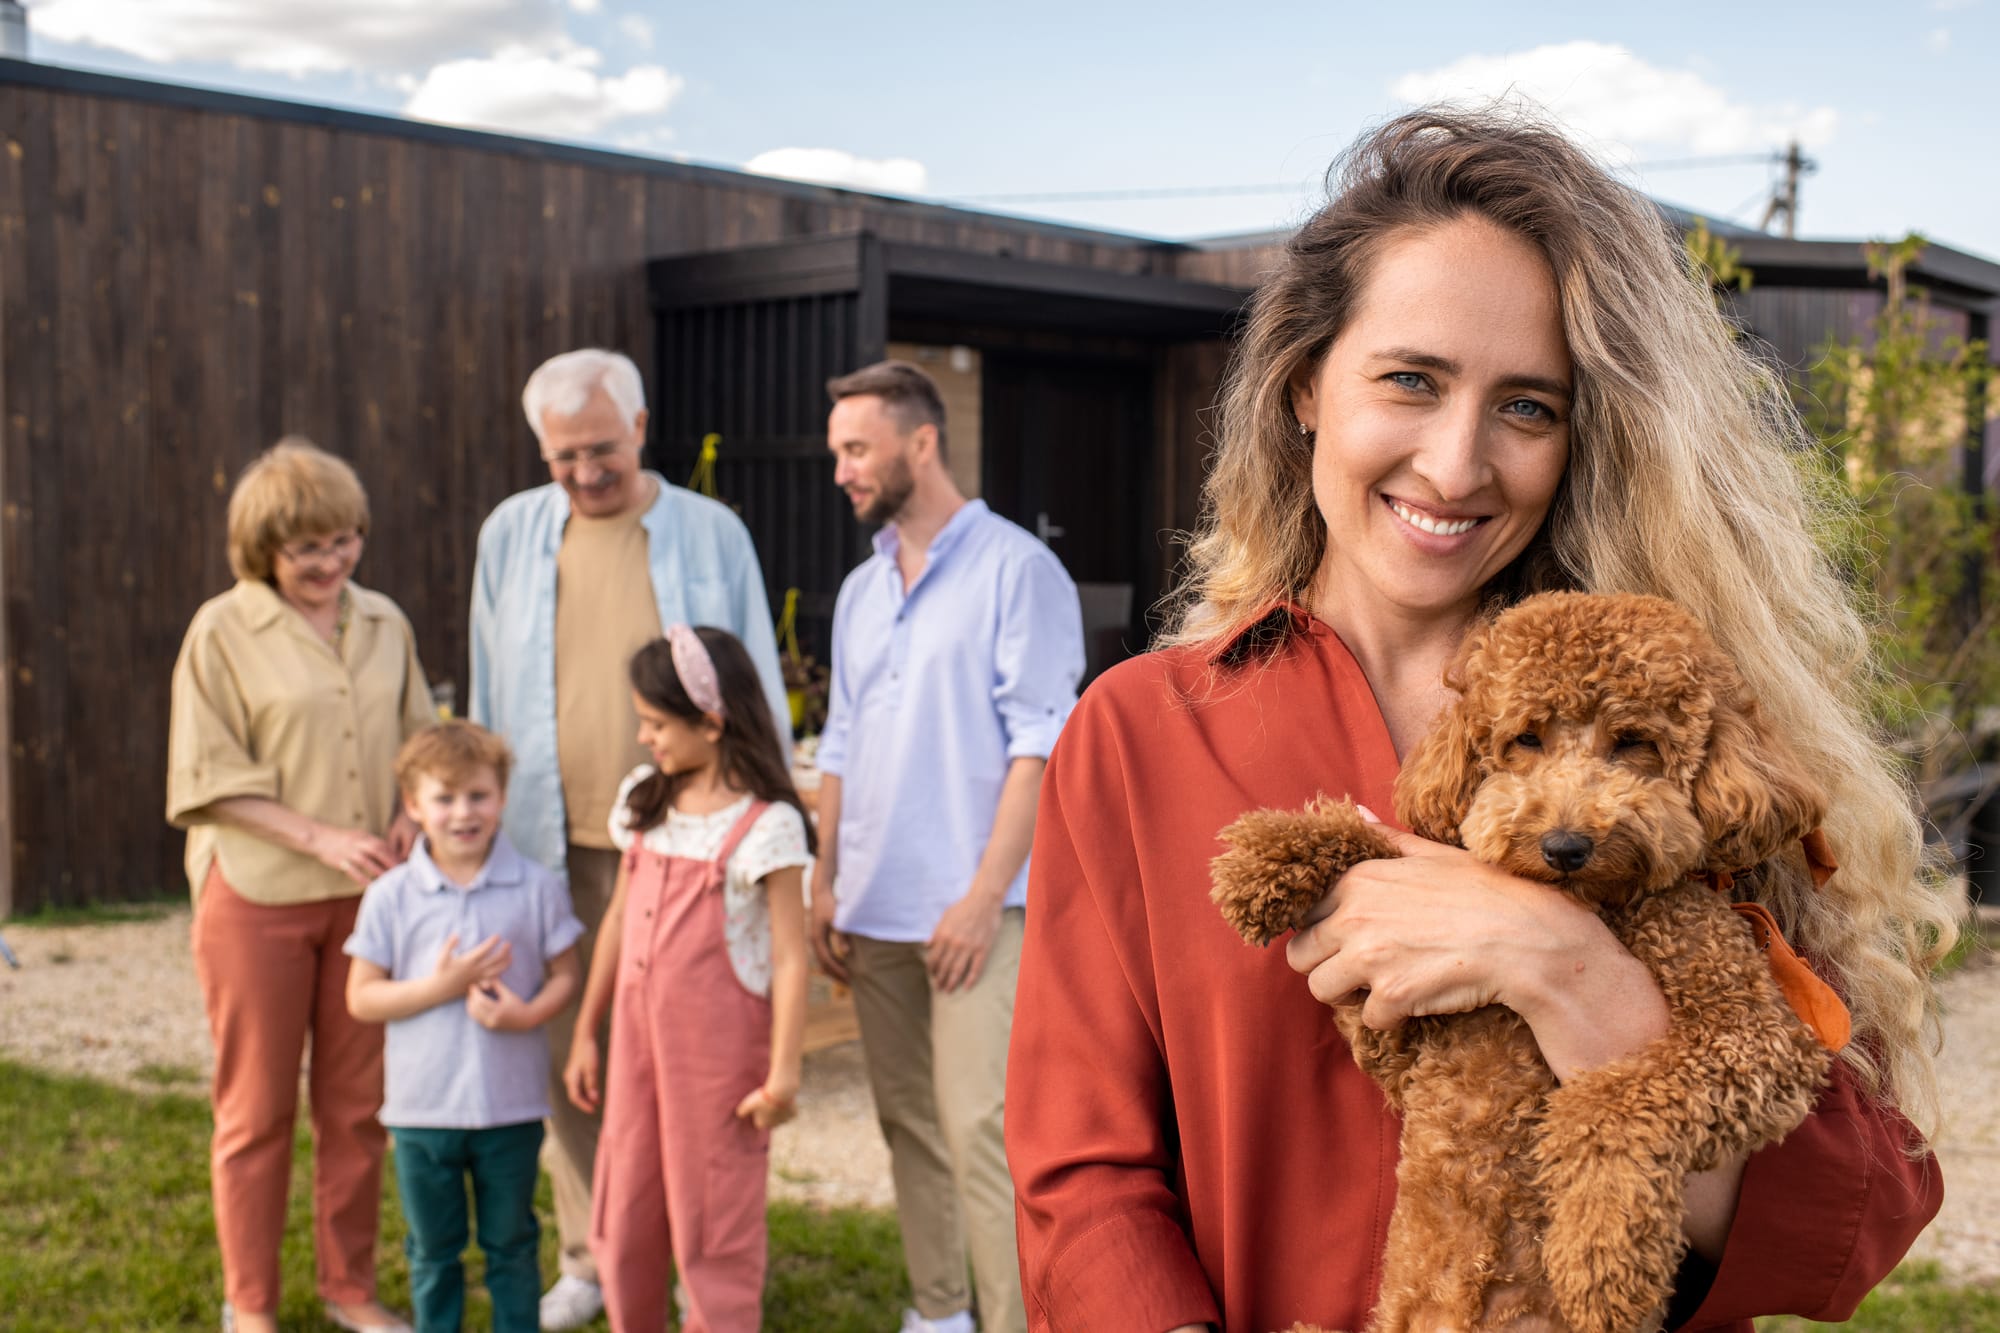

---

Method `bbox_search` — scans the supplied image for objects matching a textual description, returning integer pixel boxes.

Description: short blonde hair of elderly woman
[225,436,371,583]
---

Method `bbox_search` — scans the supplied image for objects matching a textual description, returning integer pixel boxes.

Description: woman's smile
[1384,495,1489,541]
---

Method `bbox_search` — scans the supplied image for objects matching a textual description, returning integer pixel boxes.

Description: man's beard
[857,456,916,526]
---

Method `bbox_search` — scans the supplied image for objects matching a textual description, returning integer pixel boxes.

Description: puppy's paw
[1211,798,1398,945]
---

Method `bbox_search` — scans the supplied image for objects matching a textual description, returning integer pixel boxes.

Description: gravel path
[2,909,1995,1277]
[0,909,893,1210]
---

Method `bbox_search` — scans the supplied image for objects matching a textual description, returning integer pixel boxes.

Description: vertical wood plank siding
[0,76,1229,911]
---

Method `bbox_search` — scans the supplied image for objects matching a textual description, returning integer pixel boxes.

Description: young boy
[346,721,584,1333]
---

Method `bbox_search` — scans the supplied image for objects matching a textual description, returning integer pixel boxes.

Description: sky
[15,0,1999,263]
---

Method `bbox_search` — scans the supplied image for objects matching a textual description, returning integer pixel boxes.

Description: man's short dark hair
[826,359,949,461]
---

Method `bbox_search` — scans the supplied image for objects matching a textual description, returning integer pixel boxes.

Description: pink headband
[665,624,726,720]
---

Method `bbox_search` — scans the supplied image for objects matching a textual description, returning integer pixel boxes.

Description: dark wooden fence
[0,62,1224,913]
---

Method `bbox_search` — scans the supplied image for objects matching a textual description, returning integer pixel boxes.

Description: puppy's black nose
[1540,831,1594,873]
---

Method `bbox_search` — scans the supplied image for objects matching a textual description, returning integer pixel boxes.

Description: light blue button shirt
[469,473,792,872]
[817,500,1084,942]
[344,832,586,1130]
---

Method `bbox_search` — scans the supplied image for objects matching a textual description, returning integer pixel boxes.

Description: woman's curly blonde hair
[1164,103,1955,1136]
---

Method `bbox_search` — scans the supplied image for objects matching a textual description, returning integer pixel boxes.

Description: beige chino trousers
[544,843,621,1283]
[847,909,1027,1333]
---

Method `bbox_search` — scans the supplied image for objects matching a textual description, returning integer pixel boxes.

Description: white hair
[521,348,647,440]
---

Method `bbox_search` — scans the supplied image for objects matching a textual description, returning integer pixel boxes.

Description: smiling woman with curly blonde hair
[1008,105,1948,1333]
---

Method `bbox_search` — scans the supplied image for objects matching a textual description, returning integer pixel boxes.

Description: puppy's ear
[1693,690,1826,873]
[1395,687,1484,846]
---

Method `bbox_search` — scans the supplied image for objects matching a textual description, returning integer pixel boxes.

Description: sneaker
[899,1310,975,1333]
[540,1275,605,1331]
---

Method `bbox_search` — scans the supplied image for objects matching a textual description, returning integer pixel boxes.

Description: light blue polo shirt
[344,832,584,1130]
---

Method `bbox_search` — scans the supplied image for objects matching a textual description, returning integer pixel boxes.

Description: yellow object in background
[688,432,721,498]
[777,587,806,729]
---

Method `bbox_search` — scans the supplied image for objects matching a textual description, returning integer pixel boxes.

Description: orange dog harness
[1703,829,1851,1052]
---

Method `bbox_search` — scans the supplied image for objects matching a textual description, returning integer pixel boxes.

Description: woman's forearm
[207,795,330,858]
[1511,937,1671,1082]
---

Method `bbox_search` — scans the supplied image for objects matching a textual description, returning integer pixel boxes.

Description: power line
[955,151,1799,206]
[960,182,1312,203]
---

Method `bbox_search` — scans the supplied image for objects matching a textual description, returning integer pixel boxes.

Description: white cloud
[405,46,683,137]
[1925,26,1953,51]
[744,148,929,196]
[25,0,565,77]
[1929,0,1976,11]
[617,14,656,49]
[1391,41,1838,156]
[568,0,603,9]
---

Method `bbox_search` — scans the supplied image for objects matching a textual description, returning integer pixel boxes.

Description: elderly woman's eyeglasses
[278,531,363,564]
[542,440,627,468]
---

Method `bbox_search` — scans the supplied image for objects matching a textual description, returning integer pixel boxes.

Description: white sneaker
[540,1275,605,1331]
[899,1310,975,1333]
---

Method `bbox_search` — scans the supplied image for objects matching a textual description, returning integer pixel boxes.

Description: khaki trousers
[847,910,1026,1333]
[544,843,621,1283]
[192,866,385,1315]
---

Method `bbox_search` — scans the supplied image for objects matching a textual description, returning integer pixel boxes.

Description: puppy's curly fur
[1212,592,1833,1333]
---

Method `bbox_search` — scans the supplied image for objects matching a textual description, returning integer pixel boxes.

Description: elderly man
[811,360,1084,1333]
[470,348,790,1330]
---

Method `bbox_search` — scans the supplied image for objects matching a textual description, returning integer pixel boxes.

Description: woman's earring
[1298,420,1310,436]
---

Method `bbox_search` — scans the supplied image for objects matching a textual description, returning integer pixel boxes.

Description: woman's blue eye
[1388,371,1428,391]
[1504,398,1554,420]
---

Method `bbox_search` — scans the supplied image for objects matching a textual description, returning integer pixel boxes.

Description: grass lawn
[7,1057,1998,1331]
[0,1059,908,1331]
[1757,1262,2000,1331]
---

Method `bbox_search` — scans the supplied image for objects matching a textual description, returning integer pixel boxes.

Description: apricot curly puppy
[1212,592,1833,1333]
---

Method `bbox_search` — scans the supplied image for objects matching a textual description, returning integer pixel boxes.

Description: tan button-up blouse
[167,579,434,905]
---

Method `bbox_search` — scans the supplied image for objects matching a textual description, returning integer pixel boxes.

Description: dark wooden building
[6,57,1999,915]
[0,59,1249,913]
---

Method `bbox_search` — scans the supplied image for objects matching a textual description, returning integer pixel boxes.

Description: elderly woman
[168,438,433,1333]
[1006,108,1951,1332]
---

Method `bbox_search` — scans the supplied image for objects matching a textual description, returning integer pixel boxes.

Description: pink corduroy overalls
[591,800,773,1333]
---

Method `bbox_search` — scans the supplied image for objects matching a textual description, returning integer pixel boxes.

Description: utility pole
[1759,140,1816,239]
[0,1,25,60]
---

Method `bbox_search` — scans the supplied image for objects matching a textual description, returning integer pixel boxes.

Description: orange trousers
[192,866,386,1314]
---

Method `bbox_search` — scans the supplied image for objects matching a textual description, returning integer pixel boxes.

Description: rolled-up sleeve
[166,615,281,827]
[1677,1064,1942,1329]
[539,872,587,962]
[1008,709,1220,1332]
[342,881,398,970]
[992,550,1084,761]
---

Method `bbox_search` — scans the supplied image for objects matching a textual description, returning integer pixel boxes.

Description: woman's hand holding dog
[1285,818,1672,1082]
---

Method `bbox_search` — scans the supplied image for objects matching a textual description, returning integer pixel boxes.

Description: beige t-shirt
[555,491,662,848]
[166,580,435,905]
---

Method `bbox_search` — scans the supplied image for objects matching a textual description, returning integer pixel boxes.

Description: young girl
[562,624,814,1333]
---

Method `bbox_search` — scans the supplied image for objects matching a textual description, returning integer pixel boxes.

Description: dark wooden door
[649,280,882,663]
[981,355,1153,680]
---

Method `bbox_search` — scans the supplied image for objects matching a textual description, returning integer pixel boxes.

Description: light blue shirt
[344,832,586,1130]
[817,500,1084,941]
[469,473,792,872]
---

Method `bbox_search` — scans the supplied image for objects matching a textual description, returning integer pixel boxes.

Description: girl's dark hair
[621,627,817,853]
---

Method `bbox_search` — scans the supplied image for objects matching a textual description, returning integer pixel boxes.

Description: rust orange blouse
[1007,608,1941,1333]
